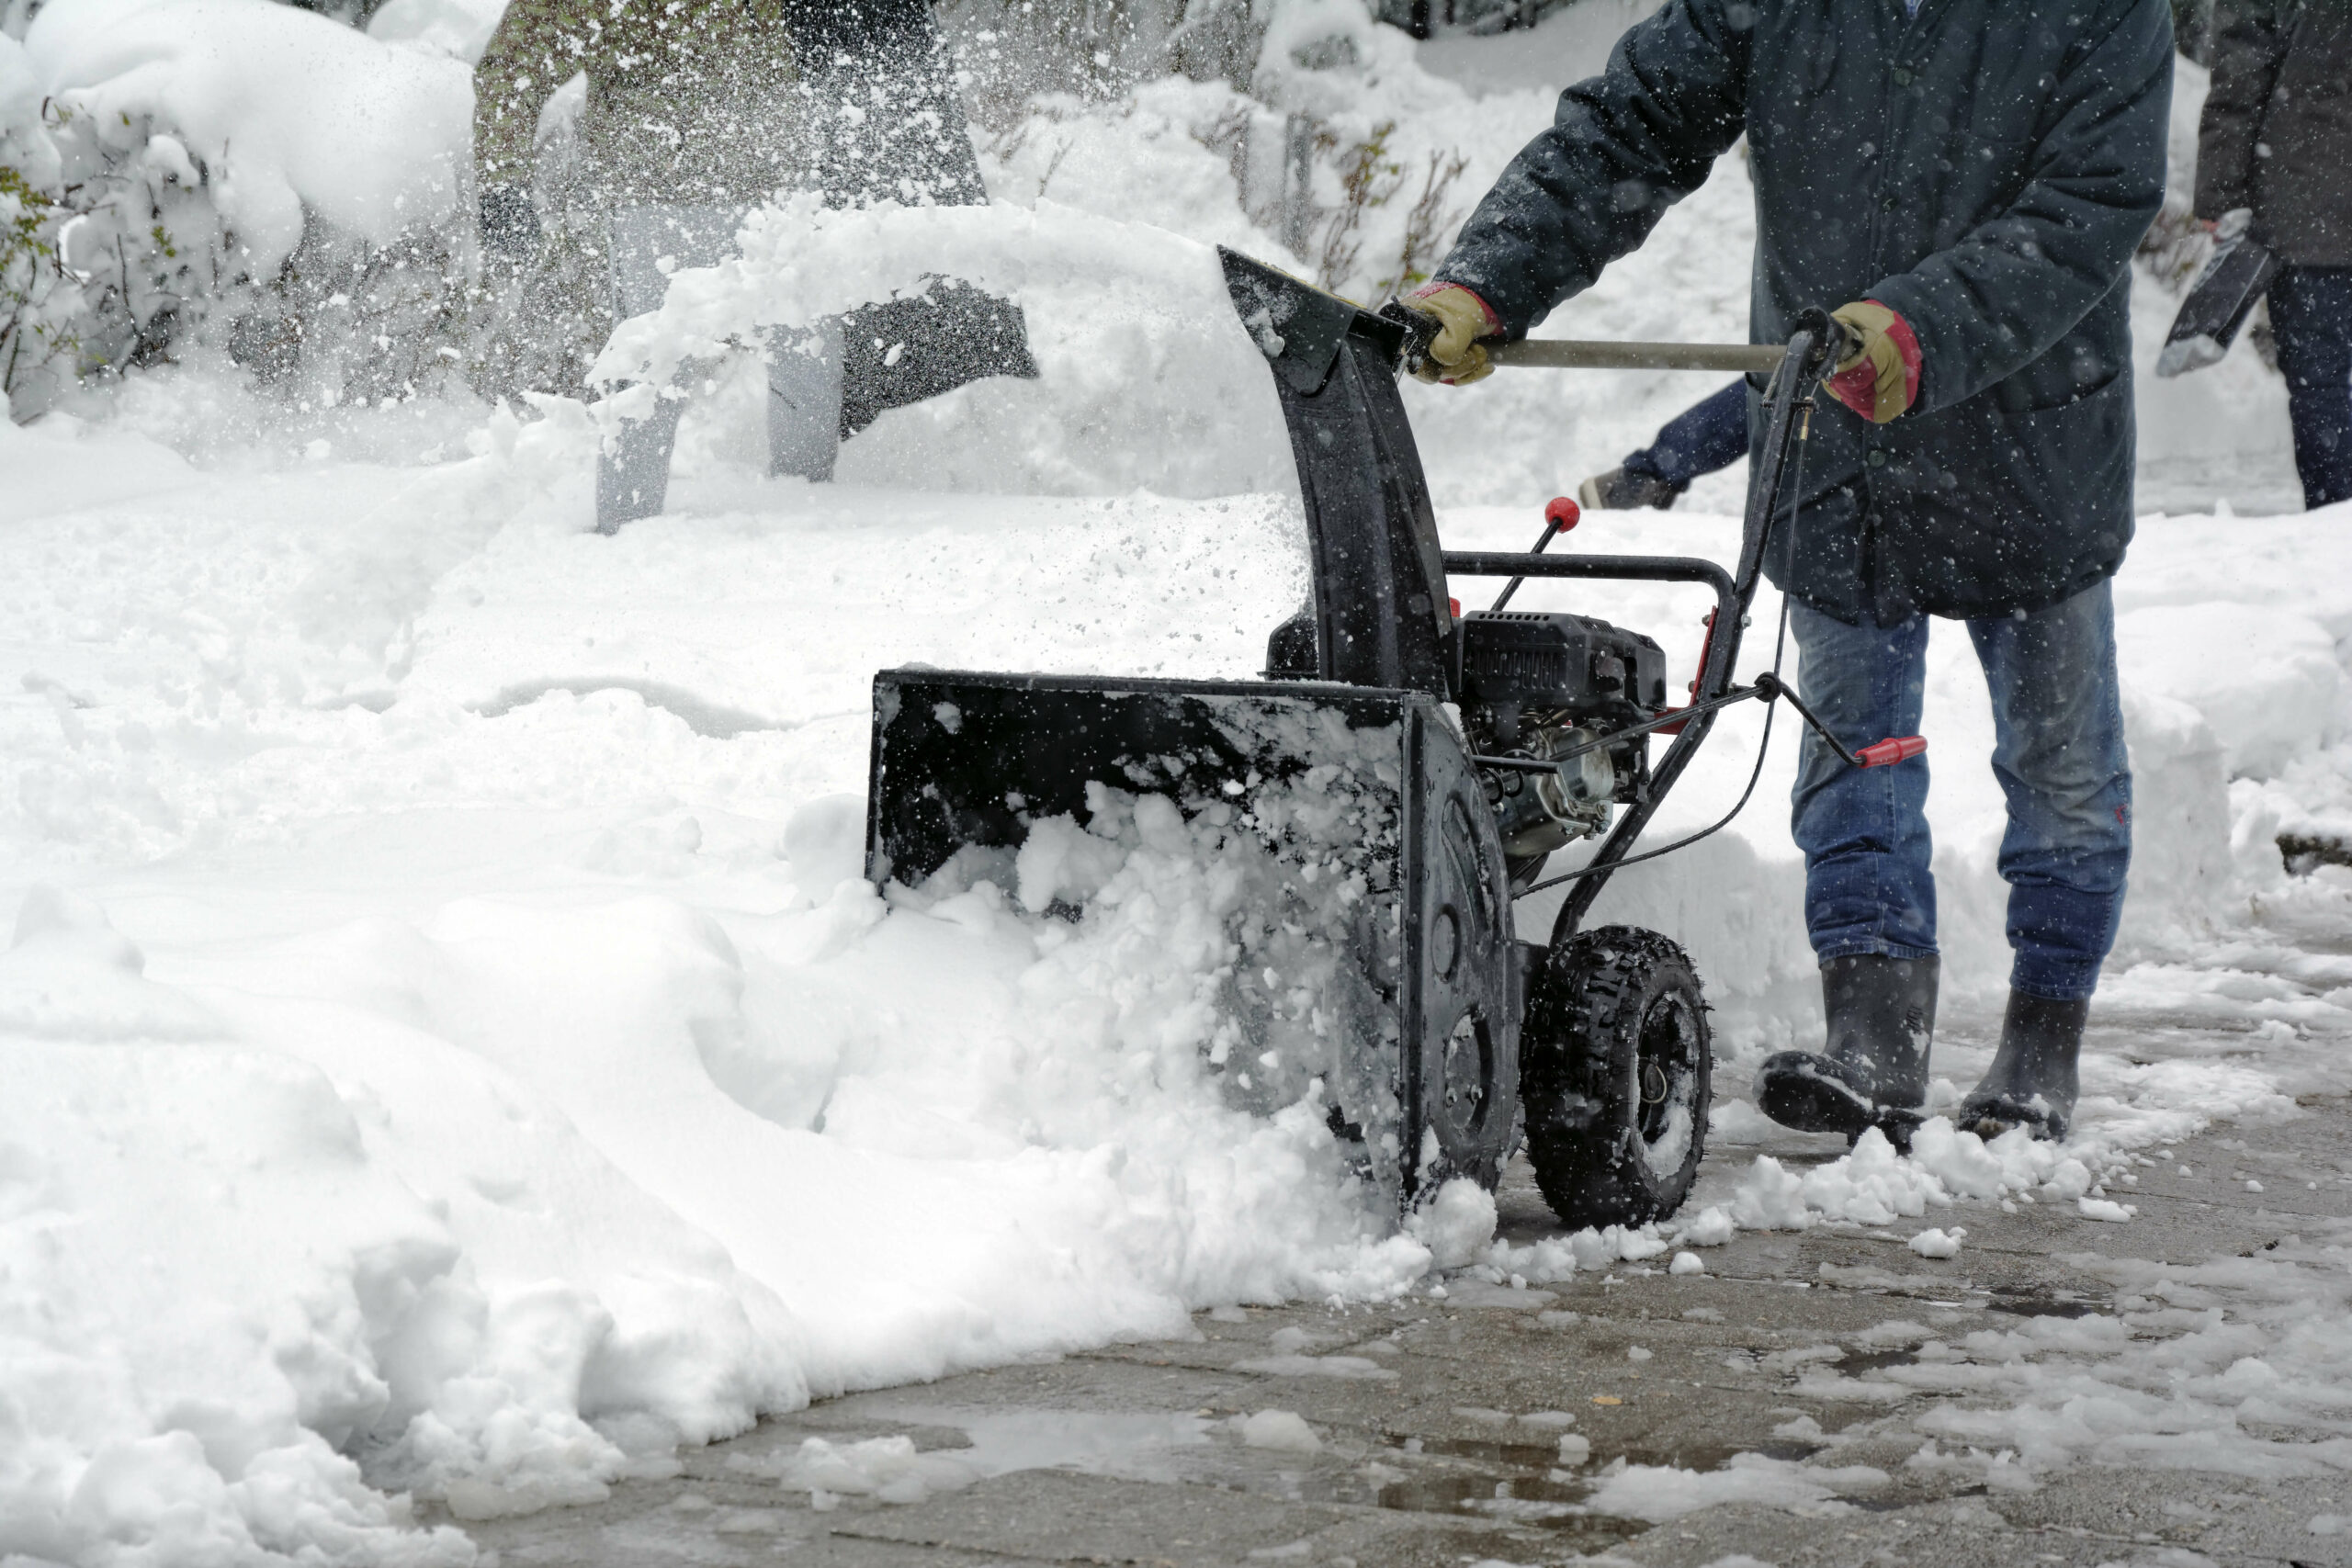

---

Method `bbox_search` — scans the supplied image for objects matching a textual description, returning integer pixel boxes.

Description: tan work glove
[1824,300,1921,424]
[1405,282,1499,385]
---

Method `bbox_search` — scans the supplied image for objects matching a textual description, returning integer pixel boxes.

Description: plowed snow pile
[4,8,2351,1566]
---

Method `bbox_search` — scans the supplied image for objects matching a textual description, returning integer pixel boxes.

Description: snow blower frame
[864,251,1922,1230]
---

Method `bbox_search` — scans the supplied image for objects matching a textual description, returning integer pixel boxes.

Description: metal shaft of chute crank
[1487,339,1789,373]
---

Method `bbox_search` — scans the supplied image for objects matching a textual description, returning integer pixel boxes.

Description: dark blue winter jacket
[1434,0,2175,624]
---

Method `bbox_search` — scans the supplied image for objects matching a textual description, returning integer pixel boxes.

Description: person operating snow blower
[1408,0,2172,1143]
[474,0,1035,532]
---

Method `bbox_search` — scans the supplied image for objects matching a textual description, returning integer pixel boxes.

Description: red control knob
[1856,736,1928,768]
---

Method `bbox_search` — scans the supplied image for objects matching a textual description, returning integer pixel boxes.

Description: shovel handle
[1488,339,1789,374]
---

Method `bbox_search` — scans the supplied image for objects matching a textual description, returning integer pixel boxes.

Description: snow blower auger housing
[866,249,1888,1230]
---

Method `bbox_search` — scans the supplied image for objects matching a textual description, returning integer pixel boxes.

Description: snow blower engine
[863,251,1918,1230]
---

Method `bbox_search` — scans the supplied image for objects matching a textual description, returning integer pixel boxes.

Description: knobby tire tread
[1521,924,1712,1231]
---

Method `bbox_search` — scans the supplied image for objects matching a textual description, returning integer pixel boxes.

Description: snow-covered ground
[3,6,2348,1565]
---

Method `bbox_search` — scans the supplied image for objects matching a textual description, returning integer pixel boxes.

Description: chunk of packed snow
[1907,1228,1965,1259]
[1674,1204,1737,1247]
[1580,1453,1891,1521]
[1408,1178,1498,1270]
[1239,1410,1320,1454]
[1235,1354,1399,1382]
[764,1436,979,1505]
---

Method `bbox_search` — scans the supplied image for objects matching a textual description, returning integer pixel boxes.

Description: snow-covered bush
[0,0,473,417]
[1178,1,1480,301]
[0,68,240,412]
[0,152,69,403]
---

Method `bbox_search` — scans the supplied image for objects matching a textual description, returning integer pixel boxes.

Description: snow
[23,0,470,273]
[366,0,506,64]
[594,195,1298,500]
[1406,1177,1499,1269]
[1579,1452,1891,1521]
[755,1435,981,1506]
[1238,1410,1322,1454]
[1905,1228,1964,1259]
[4,4,2352,1563]
[1886,1242,2352,1485]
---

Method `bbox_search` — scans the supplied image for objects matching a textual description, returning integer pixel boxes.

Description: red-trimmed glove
[1825,300,1921,424]
[1406,281,1500,385]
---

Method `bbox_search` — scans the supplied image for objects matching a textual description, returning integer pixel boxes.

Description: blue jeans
[2269,265,2352,510]
[1789,581,2132,1001]
[1624,379,1749,490]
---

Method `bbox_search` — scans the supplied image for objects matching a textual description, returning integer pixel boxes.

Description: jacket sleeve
[1431,0,1750,337]
[473,0,590,195]
[2194,0,2287,220]
[1865,0,2171,415]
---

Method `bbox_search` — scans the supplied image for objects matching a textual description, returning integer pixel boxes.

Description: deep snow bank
[0,887,808,1562]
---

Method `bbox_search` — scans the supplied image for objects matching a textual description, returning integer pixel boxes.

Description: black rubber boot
[1756,954,1939,1143]
[1958,991,2088,1142]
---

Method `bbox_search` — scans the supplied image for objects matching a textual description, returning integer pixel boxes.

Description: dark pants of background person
[2269,265,2352,510]
[1623,379,1749,491]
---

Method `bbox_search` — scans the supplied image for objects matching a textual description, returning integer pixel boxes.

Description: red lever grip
[1856,736,1928,768]
[1544,495,1581,531]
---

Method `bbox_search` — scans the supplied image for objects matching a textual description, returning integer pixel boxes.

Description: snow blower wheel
[1522,926,1712,1230]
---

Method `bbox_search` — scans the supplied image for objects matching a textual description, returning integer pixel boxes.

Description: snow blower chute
[865,251,1917,1228]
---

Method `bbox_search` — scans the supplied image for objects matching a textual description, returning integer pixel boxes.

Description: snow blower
[863,251,1922,1230]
